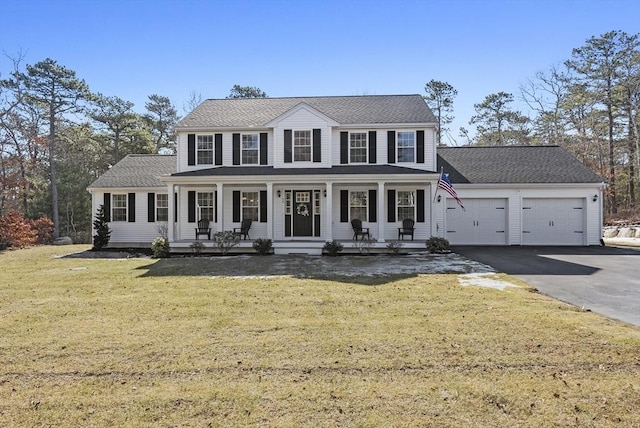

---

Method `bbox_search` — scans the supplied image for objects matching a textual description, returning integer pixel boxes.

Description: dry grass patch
[1,245,639,427]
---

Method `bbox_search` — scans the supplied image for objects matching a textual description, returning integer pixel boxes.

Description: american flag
[437,171,465,211]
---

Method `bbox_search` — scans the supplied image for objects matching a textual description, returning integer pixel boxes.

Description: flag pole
[433,166,443,202]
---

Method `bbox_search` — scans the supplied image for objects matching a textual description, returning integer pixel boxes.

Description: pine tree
[92,204,111,250]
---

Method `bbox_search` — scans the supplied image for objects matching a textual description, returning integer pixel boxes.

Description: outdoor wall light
[277,190,281,198]
[437,195,442,202]
[323,189,327,197]
[592,194,598,202]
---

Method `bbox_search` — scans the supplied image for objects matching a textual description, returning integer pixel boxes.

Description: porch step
[273,241,325,255]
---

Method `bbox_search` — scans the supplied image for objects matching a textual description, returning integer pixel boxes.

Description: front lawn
[1,246,638,426]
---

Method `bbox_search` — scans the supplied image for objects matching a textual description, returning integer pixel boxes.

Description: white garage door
[445,198,507,245]
[522,198,585,245]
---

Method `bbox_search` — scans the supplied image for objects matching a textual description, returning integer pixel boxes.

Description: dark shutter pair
[387,130,425,164]
[284,129,321,163]
[102,192,135,222]
[187,133,223,166]
[340,190,377,223]
[340,131,377,164]
[387,189,425,222]
[232,133,269,165]
[232,190,267,222]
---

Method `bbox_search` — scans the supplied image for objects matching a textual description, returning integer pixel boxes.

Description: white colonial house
[87,94,605,254]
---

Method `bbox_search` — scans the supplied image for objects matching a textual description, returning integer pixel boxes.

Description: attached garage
[445,198,507,245]
[522,198,585,246]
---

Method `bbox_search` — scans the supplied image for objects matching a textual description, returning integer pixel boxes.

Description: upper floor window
[156,193,168,222]
[242,134,259,164]
[242,191,259,221]
[397,190,415,221]
[350,191,368,221]
[197,192,214,221]
[350,132,367,163]
[112,194,127,222]
[397,132,415,162]
[197,135,213,165]
[294,130,311,162]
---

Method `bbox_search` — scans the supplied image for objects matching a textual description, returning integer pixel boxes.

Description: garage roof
[437,146,604,184]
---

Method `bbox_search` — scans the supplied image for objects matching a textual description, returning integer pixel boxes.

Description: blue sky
[1,0,638,144]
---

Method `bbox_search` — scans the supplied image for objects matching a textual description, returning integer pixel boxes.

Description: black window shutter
[174,192,178,223]
[128,193,136,222]
[147,193,155,223]
[340,132,348,164]
[260,133,268,165]
[417,189,425,222]
[369,131,377,164]
[313,129,321,163]
[103,193,111,222]
[340,190,349,222]
[187,134,196,166]
[260,190,267,222]
[388,189,396,222]
[387,131,396,163]
[188,191,196,223]
[232,133,240,165]
[233,191,241,222]
[417,131,425,164]
[215,134,223,166]
[284,130,292,163]
[214,191,218,223]
[368,189,377,222]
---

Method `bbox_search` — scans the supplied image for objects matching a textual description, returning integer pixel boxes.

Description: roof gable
[177,94,436,129]
[437,146,604,184]
[265,102,339,127]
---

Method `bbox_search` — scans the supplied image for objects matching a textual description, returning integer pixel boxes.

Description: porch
[169,238,428,255]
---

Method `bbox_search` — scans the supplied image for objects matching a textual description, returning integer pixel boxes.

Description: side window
[350,191,368,221]
[242,191,259,221]
[112,194,127,222]
[197,135,214,165]
[397,190,415,221]
[350,132,367,163]
[397,132,415,162]
[242,134,259,164]
[156,194,168,221]
[197,192,214,221]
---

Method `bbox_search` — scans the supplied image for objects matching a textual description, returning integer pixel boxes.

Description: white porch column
[216,183,224,232]
[325,182,333,241]
[377,181,386,242]
[168,184,175,242]
[266,182,274,240]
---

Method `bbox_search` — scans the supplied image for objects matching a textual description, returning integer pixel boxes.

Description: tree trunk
[49,104,60,238]
[628,99,636,207]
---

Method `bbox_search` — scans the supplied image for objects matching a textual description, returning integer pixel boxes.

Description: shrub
[190,240,204,254]
[252,238,273,255]
[30,217,54,245]
[213,231,240,255]
[386,241,404,255]
[323,240,343,256]
[0,211,37,248]
[92,204,111,250]
[151,237,170,258]
[426,236,450,253]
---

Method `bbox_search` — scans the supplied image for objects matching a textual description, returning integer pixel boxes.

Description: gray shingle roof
[437,146,604,184]
[178,94,436,128]
[88,154,176,189]
[171,164,435,177]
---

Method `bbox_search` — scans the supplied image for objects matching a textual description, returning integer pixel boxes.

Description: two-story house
[88,94,605,254]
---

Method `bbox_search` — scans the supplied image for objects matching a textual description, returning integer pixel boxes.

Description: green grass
[1,245,639,427]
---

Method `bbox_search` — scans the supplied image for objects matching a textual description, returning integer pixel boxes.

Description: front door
[293,190,313,236]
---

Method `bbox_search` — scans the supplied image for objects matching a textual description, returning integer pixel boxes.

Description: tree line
[0,30,637,245]
[425,30,639,217]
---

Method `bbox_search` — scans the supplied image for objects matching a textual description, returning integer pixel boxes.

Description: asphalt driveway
[453,246,640,326]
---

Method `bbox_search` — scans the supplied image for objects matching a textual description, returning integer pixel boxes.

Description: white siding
[272,107,332,169]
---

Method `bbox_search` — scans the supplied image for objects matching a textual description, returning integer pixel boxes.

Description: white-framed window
[197,135,214,165]
[397,131,415,163]
[284,191,292,215]
[350,132,367,163]
[112,194,127,222]
[294,130,311,162]
[242,133,259,164]
[242,191,259,221]
[397,190,415,221]
[156,193,168,222]
[197,192,214,221]
[350,191,368,221]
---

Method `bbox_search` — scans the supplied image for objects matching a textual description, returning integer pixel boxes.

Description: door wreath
[296,204,310,216]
